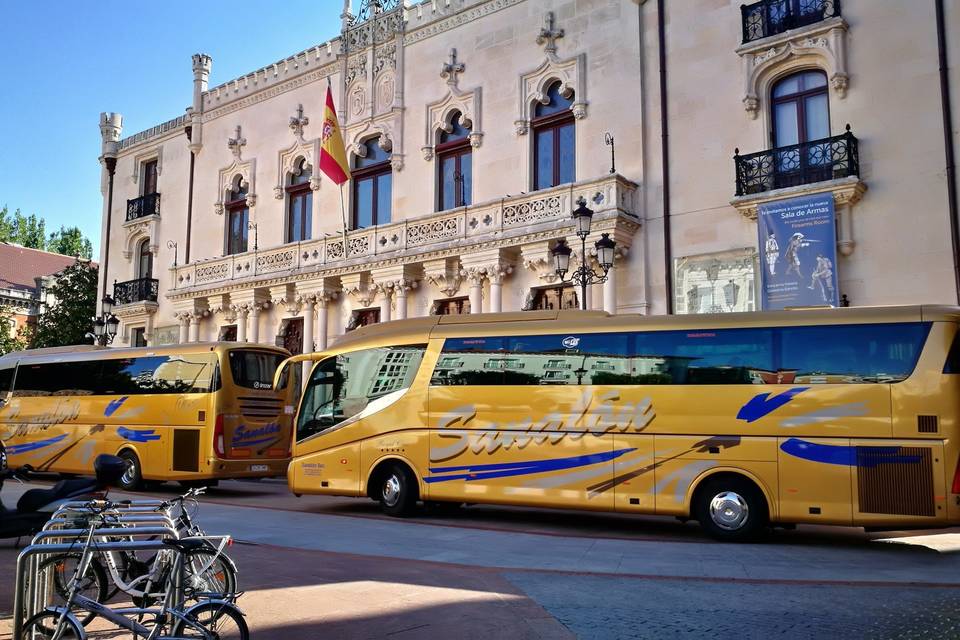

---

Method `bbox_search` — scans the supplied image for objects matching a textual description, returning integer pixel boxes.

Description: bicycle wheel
[37,553,108,627]
[21,610,84,639]
[184,549,238,600]
[170,601,249,639]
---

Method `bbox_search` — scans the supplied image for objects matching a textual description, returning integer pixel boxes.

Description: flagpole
[339,182,349,253]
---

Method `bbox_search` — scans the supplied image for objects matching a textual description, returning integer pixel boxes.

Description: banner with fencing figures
[757,192,839,310]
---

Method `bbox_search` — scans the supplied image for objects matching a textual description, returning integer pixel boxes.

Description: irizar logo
[562,336,580,349]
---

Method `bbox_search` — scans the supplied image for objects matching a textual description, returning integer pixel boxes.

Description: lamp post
[89,294,120,346]
[551,198,617,311]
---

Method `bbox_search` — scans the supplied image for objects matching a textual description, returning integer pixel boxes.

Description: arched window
[533,81,575,190]
[286,158,313,243]
[437,111,473,210]
[225,176,249,255]
[772,70,829,148]
[352,136,392,229]
[137,238,153,279]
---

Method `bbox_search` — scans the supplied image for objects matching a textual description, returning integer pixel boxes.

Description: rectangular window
[438,146,472,210]
[227,207,249,255]
[431,323,930,386]
[132,328,147,347]
[535,128,555,191]
[0,366,14,394]
[297,345,426,440]
[781,323,930,383]
[142,160,158,196]
[13,355,218,397]
[228,350,287,390]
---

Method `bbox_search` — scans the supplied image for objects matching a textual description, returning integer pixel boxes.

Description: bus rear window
[229,350,286,390]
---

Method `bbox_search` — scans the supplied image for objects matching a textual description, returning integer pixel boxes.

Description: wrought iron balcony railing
[741,0,840,44]
[114,277,159,305]
[126,193,161,222]
[734,125,859,197]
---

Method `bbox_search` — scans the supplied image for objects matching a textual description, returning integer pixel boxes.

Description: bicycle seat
[162,537,211,553]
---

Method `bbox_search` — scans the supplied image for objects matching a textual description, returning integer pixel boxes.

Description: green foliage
[0,305,26,355]
[29,261,98,349]
[0,205,94,258]
[48,226,94,259]
[0,205,46,249]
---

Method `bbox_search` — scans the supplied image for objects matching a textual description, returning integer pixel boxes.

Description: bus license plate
[250,464,269,472]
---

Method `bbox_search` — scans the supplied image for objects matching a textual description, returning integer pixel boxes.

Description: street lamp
[551,198,617,311]
[88,294,119,346]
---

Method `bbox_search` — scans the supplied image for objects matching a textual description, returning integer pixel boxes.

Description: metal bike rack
[14,539,183,638]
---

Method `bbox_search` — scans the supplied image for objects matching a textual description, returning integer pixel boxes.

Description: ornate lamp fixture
[551,198,617,311]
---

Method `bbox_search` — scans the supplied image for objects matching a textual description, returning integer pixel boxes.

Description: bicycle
[37,494,237,625]
[22,507,248,639]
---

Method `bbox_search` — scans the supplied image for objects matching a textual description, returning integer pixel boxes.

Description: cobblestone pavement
[3,479,960,639]
[503,572,960,639]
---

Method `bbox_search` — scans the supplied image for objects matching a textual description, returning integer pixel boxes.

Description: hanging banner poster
[757,192,838,310]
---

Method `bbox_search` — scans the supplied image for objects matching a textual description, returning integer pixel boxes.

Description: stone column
[188,314,200,342]
[467,270,484,314]
[379,286,392,323]
[316,296,330,350]
[177,315,189,344]
[603,266,618,314]
[235,306,248,342]
[394,280,415,320]
[249,304,260,343]
[302,297,316,353]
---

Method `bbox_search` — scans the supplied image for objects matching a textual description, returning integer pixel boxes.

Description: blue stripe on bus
[425,448,636,483]
[6,434,68,455]
[780,438,922,467]
[118,427,161,443]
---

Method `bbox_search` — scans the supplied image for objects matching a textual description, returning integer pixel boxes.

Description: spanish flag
[319,84,351,185]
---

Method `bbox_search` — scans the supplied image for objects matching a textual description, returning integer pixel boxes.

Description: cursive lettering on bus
[430,390,656,462]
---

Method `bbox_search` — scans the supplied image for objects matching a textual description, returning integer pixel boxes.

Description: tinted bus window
[229,350,287,390]
[431,337,508,385]
[780,322,929,383]
[298,345,426,440]
[632,328,774,385]
[14,361,100,396]
[13,355,218,397]
[99,355,217,394]
[0,365,14,394]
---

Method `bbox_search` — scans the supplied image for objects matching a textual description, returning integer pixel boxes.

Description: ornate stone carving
[515,52,587,135]
[536,11,564,57]
[374,44,397,74]
[289,103,309,141]
[737,17,849,120]
[423,48,483,161]
[346,55,367,85]
[227,125,246,159]
[215,157,256,216]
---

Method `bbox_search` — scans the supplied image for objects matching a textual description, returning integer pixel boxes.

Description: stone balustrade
[169,173,638,295]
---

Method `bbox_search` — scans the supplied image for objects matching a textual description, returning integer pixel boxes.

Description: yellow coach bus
[0,342,292,490]
[278,306,960,541]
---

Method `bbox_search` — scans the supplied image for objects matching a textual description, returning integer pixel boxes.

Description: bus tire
[117,450,144,491]
[376,463,418,517]
[693,474,769,543]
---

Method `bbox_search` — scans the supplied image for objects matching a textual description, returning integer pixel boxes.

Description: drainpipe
[98,112,122,304]
[936,0,960,303]
[657,0,673,313]
[185,126,196,264]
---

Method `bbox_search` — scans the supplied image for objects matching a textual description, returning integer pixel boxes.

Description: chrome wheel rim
[709,491,749,531]
[382,474,402,507]
[121,459,137,486]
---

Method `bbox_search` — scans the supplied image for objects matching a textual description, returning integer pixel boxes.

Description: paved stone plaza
[3,478,960,638]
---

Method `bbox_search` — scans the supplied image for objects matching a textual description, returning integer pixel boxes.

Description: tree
[29,261,98,349]
[0,305,26,355]
[48,226,94,259]
[0,205,46,249]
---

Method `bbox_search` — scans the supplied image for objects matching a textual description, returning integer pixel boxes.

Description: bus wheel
[118,450,144,491]
[693,475,768,542]
[377,464,418,517]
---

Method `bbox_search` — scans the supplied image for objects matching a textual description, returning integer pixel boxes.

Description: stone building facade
[96,0,960,352]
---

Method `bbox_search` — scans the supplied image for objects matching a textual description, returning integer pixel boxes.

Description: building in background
[0,243,84,337]
[96,0,960,351]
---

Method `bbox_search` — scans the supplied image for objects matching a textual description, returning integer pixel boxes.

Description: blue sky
[0,1,341,257]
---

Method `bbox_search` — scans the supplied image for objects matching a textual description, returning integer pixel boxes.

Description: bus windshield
[229,350,288,390]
